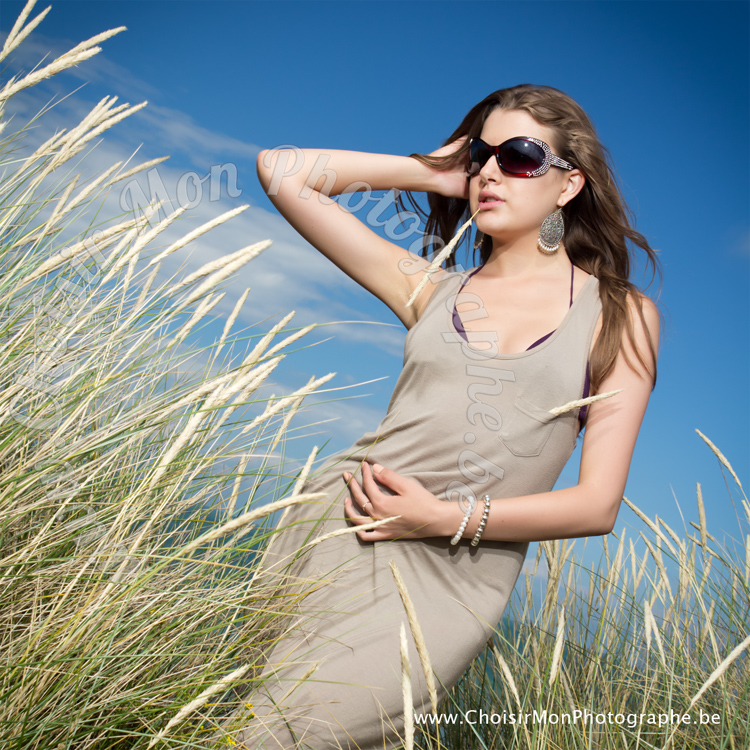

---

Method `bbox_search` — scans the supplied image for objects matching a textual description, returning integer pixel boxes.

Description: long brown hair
[407,84,660,393]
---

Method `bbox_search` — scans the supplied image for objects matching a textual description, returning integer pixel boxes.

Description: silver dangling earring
[473,231,485,252]
[537,208,564,255]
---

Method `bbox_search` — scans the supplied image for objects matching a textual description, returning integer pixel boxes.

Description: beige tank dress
[228,269,602,749]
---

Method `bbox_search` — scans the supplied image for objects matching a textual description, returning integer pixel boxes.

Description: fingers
[342,472,379,540]
[361,462,382,504]
[369,461,412,495]
[367,461,389,488]
[342,462,407,542]
[344,471,375,517]
[343,497,390,542]
[342,506,396,543]
[343,497,371,524]
[345,462,391,514]
[343,466,391,541]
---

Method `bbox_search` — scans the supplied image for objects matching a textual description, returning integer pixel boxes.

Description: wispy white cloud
[3,22,408,465]
[0,27,160,101]
[135,103,261,170]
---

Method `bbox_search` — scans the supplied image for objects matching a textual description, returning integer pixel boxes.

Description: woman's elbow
[256,147,304,197]
[594,496,623,536]
[576,486,623,537]
[256,149,272,191]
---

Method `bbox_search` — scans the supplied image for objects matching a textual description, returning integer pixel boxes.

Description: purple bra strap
[451,266,482,338]
[452,263,590,426]
[524,263,575,350]
[453,263,575,345]
[569,261,574,306]
[525,330,554,349]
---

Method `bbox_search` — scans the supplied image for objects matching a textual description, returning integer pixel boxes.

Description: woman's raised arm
[256,147,467,327]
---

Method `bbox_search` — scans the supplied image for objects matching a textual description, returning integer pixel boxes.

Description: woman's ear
[558,169,585,207]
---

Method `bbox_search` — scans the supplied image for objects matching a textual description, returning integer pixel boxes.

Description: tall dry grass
[0,3,336,747]
[412,437,749,750]
[2,4,748,750]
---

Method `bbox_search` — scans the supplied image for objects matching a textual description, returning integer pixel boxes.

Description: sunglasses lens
[498,139,546,175]
[468,139,491,175]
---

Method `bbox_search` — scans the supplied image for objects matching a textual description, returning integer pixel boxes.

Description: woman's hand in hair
[422,137,471,200]
[343,462,449,541]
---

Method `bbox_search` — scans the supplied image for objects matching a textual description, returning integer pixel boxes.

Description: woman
[229,84,659,749]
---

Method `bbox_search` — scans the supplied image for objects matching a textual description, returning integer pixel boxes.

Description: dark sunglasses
[468,137,575,178]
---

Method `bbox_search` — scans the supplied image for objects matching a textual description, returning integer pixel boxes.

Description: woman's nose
[479,154,502,181]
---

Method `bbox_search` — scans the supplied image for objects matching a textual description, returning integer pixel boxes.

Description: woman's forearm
[256,148,439,200]
[435,483,621,543]
[344,462,624,544]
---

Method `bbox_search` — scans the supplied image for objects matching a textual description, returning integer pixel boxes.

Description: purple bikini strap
[453,263,575,347]
[524,263,575,350]
[452,266,481,338]
[452,263,589,425]
[569,261,574,307]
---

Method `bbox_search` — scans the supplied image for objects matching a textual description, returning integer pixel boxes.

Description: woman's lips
[478,192,504,209]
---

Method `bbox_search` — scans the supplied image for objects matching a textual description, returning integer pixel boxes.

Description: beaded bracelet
[450,495,476,545]
[470,495,491,547]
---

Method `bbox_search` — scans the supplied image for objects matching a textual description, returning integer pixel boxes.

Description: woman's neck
[480,238,571,279]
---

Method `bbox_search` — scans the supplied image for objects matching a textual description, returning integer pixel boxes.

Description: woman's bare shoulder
[402,259,466,325]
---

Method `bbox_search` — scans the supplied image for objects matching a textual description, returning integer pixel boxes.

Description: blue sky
[2,0,748,561]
